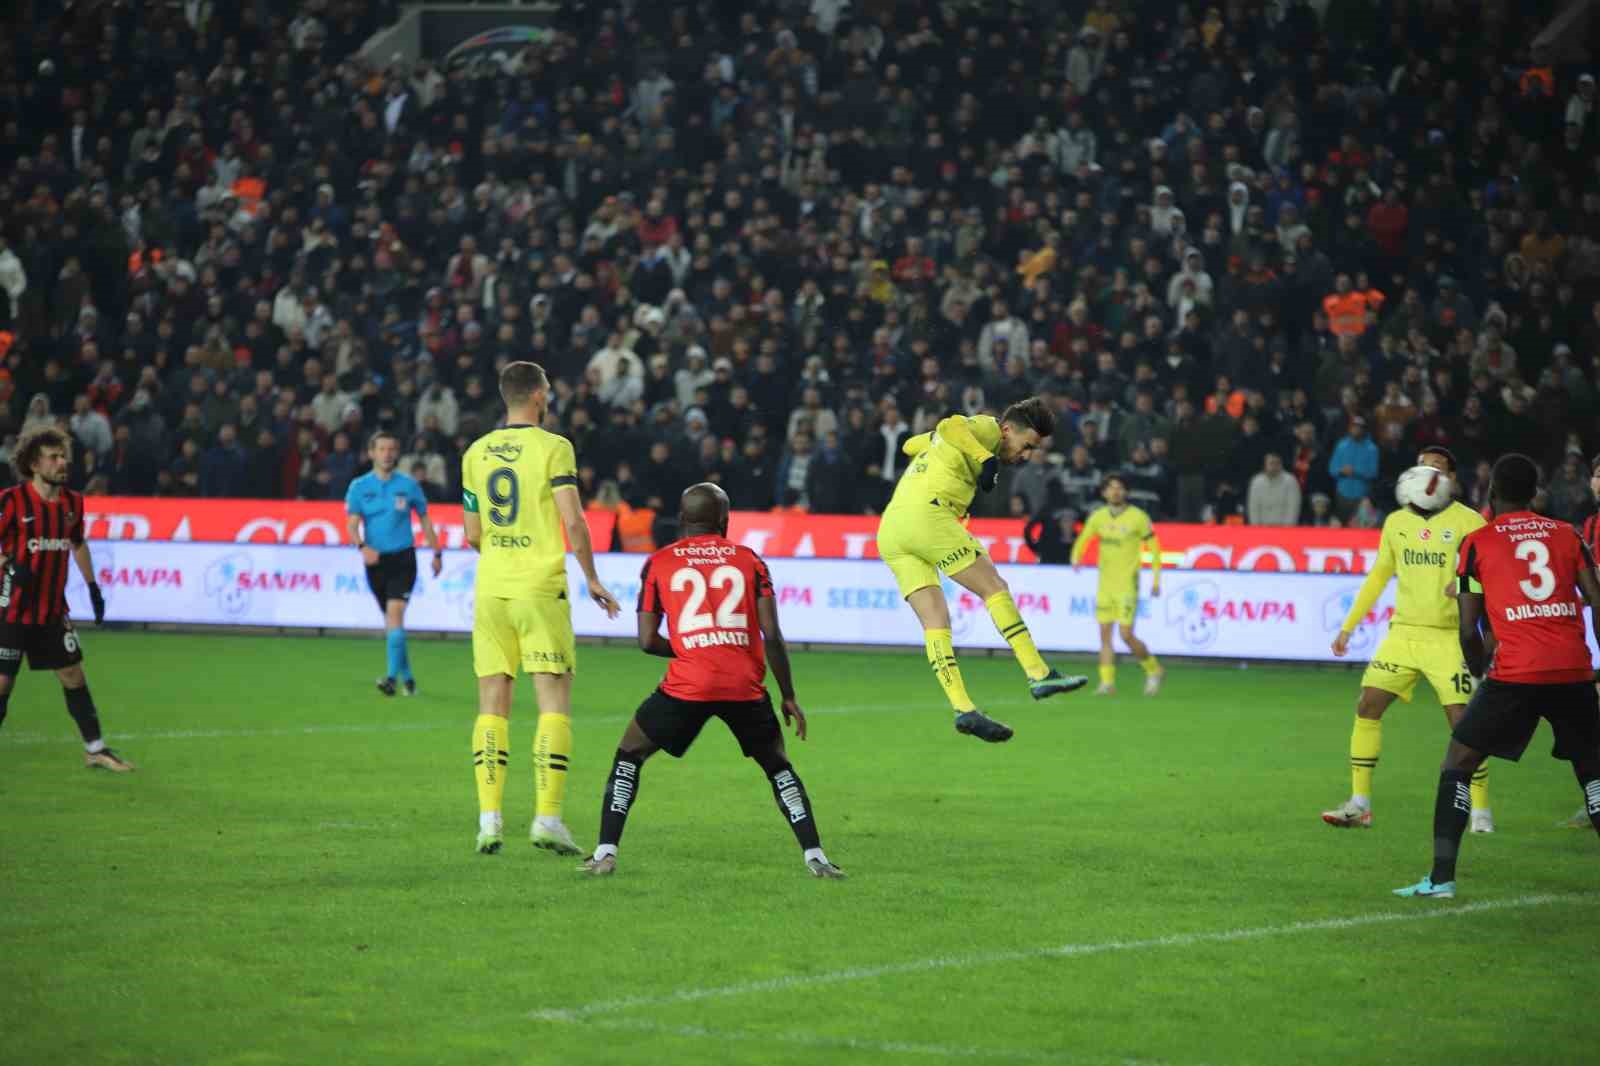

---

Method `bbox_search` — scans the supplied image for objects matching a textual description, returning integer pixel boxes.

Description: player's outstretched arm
[415,496,444,577]
[758,596,805,741]
[636,610,675,658]
[555,485,619,618]
[1336,519,1397,650]
[71,542,105,623]
[1145,530,1163,595]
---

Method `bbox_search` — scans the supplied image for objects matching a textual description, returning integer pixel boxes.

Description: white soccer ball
[1396,464,1452,512]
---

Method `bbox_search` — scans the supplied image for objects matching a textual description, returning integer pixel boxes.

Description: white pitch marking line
[0,702,928,746]
[530,892,1597,1023]
[587,1017,1186,1066]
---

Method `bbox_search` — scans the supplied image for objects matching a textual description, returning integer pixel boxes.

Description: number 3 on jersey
[487,467,519,528]
[670,565,748,633]
[1514,539,1554,601]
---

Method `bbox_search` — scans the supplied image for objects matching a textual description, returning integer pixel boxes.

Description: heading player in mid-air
[1070,474,1163,696]
[580,483,842,878]
[345,430,443,697]
[876,397,1087,744]
[1396,454,1600,898]
[463,362,620,856]
[1322,446,1488,830]
[0,427,131,771]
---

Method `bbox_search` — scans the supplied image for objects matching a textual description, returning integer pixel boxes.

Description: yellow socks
[1139,656,1161,676]
[473,714,509,822]
[1098,663,1116,687]
[985,591,1048,681]
[1351,716,1382,801]
[534,712,572,820]
[1470,764,1490,811]
[925,628,976,713]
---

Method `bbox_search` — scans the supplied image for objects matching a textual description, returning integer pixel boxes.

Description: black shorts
[365,550,417,607]
[1452,678,1600,762]
[0,620,85,677]
[633,688,781,759]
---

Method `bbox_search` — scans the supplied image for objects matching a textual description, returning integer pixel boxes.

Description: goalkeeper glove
[88,581,106,624]
[977,456,999,493]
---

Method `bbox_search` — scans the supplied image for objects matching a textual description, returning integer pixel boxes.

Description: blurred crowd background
[1,0,1598,538]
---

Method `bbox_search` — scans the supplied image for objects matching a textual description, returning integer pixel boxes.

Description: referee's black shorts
[634,688,781,759]
[365,549,418,608]
[1452,678,1600,762]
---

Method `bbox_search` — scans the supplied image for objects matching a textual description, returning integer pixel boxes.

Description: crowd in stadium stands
[1,0,1598,541]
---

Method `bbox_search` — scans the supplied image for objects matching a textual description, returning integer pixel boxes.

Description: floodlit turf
[2,631,1597,1066]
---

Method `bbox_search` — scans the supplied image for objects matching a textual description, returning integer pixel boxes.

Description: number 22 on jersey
[670,565,748,634]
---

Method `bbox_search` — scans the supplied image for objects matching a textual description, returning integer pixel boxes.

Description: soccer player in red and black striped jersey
[0,427,132,771]
[578,483,842,878]
[1395,454,1600,898]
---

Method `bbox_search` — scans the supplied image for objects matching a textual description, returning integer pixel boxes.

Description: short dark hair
[12,426,71,481]
[1490,453,1540,507]
[1101,473,1127,492]
[1001,396,1055,440]
[1591,452,1600,476]
[1419,444,1457,473]
[499,361,549,406]
[367,429,400,451]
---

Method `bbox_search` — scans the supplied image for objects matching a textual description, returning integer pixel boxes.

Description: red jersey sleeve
[751,551,774,600]
[0,489,12,544]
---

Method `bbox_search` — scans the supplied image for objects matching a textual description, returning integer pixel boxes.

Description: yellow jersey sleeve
[469,427,571,598]
[1340,511,1399,633]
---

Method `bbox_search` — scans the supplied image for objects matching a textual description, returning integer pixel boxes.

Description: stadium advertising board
[78,542,1593,665]
[80,498,1382,572]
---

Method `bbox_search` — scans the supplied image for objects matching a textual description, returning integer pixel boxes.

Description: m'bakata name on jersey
[679,628,753,650]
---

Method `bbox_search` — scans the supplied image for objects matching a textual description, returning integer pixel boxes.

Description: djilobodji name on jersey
[1504,601,1580,621]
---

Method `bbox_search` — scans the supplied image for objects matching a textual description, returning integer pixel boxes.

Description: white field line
[586,1017,1187,1066]
[530,893,1596,1024]
[0,701,931,746]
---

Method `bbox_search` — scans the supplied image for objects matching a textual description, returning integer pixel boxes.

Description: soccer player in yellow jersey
[1322,446,1490,831]
[876,397,1088,743]
[1069,475,1165,696]
[461,362,621,855]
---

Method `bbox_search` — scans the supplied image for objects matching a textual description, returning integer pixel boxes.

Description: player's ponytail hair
[12,425,71,481]
[1001,396,1056,441]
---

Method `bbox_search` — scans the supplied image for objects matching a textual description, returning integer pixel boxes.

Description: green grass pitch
[2,631,1597,1066]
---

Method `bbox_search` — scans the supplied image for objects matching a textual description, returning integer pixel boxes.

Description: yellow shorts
[1095,577,1139,626]
[473,593,575,678]
[1360,625,1473,704]
[876,504,986,599]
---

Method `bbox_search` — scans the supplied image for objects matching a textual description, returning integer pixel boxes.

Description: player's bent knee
[57,665,85,689]
[752,745,789,776]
